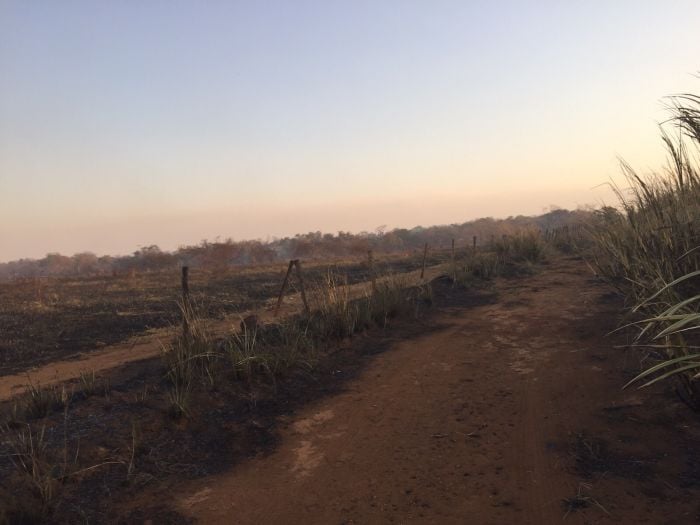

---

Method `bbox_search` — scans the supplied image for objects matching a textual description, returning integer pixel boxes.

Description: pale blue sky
[1,1,699,260]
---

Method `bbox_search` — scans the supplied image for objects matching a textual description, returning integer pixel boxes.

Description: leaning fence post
[420,243,428,279]
[294,260,311,316]
[368,249,376,293]
[275,260,295,317]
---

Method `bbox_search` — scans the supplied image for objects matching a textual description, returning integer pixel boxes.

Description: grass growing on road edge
[453,233,549,288]
[589,90,700,406]
[160,268,430,417]
[493,230,547,264]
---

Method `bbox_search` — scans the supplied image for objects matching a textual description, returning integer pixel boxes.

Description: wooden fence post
[368,250,376,293]
[451,239,456,282]
[472,235,477,251]
[420,243,428,279]
[275,260,295,317]
[294,260,311,316]
[275,259,311,317]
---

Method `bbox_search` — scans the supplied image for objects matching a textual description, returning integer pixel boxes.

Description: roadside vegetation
[464,230,549,283]
[160,272,429,418]
[589,91,700,407]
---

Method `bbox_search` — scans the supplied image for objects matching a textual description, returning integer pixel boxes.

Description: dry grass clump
[453,233,548,288]
[78,370,98,397]
[311,271,363,338]
[493,231,547,264]
[13,382,71,421]
[548,224,589,254]
[1,409,129,524]
[464,252,502,281]
[372,274,419,326]
[221,318,318,388]
[308,269,420,338]
[2,373,109,430]
[162,303,319,416]
[6,425,58,516]
[226,320,262,382]
[161,301,218,416]
[590,178,700,304]
[590,91,700,405]
[256,321,318,383]
[161,334,198,417]
[1,413,86,524]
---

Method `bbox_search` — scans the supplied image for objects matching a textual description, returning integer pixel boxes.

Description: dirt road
[175,257,700,524]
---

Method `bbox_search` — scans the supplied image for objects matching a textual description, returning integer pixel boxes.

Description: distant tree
[72,252,99,274]
[0,207,596,280]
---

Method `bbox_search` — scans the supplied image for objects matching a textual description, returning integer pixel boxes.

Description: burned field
[0,250,453,376]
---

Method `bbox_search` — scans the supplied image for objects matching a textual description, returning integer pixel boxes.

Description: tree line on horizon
[0,208,590,280]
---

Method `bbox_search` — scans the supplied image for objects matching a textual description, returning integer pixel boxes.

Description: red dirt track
[168,257,700,524]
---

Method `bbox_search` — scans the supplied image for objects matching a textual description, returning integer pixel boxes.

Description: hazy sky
[1,1,699,261]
